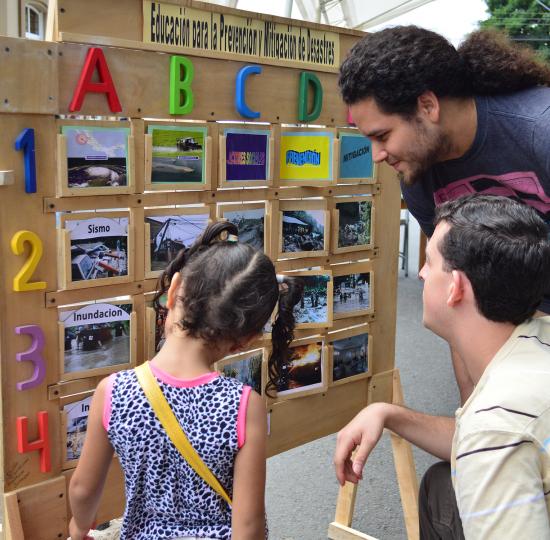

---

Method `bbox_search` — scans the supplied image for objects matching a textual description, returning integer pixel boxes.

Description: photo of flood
[334,273,371,315]
[66,217,129,282]
[277,342,324,395]
[148,125,206,184]
[61,303,132,375]
[223,208,265,251]
[332,334,369,382]
[219,350,263,395]
[294,274,330,325]
[337,200,372,248]
[62,126,129,189]
[146,213,210,271]
[64,395,92,462]
[282,209,325,253]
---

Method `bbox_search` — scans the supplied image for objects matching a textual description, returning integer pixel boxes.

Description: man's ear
[417,91,440,123]
[447,270,465,307]
[166,272,183,310]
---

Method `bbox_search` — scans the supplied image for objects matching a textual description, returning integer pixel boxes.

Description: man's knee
[419,462,464,540]
[420,461,452,499]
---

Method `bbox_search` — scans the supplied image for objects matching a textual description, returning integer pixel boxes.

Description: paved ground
[265,274,460,539]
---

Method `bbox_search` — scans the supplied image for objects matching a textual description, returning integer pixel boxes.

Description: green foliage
[481,0,550,62]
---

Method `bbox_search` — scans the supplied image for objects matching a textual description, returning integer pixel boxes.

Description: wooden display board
[0,1,417,539]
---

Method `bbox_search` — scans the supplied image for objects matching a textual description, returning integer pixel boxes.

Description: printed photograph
[61,303,132,374]
[66,217,129,282]
[64,395,92,462]
[147,213,210,271]
[148,125,206,184]
[218,350,263,395]
[222,207,265,251]
[62,126,129,189]
[339,133,373,179]
[333,273,371,315]
[294,274,330,325]
[337,200,372,248]
[277,341,324,395]
[225,129,269,182]
[332,334,369,382]
[282,209,325,253]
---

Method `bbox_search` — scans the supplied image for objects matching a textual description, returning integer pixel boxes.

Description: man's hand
[333,403,388,486]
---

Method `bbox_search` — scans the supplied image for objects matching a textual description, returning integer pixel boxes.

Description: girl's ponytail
[266,275,304,397]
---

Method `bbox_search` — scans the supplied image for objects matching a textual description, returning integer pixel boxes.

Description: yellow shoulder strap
[134,362,232,507]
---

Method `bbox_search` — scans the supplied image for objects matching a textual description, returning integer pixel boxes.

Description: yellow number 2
[11,231,47,292]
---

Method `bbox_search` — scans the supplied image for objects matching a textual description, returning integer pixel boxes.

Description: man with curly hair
[334,195,550,539]
[337,27,550,538]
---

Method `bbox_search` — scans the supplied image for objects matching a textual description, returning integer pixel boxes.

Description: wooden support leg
[390,370,420,540]
[328,369,419,540]
[334,479,358,527]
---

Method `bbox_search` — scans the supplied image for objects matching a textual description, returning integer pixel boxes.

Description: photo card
[58,300,136,381]
[272,199,330,260]
[338,129,375,182]
[271,336,328,402]
[332,196,375,254]
[217,202,270,254]
[145,122,211,190]
[219,126,273,187]
[281,269,333,329]
[59,211,133,290]
[57,120,134,197]
[278,127,336,187]
[332,262,374,320]
[328,325,372,386]
[61,391,93,469]
[145,205,214,278]
[215,348,267,397]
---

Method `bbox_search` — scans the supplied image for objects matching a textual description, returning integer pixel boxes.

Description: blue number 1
[15,128,37,194]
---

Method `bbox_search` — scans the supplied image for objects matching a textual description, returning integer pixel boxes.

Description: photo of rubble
[282,209,325,253]
[146,213,210,271]
[222,207,265,251]
[337,200,372,248]
[66,216,129,282]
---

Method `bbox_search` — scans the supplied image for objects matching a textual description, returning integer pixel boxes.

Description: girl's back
[68,222,304,540]
[106,365,247,540]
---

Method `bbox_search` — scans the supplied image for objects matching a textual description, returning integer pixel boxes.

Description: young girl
[68,221,303,540]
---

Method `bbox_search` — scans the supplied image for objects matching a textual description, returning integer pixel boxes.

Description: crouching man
[334,195,550,539]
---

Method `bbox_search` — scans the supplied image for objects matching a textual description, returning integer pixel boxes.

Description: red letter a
[69,48,122,112]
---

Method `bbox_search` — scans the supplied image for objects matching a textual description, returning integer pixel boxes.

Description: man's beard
[400,121,451,186]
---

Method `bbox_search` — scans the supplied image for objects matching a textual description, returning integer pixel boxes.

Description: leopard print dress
[106,366,247,540]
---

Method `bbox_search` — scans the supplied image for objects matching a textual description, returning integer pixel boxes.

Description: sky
[369,0,489,46]
[232,0,490,46]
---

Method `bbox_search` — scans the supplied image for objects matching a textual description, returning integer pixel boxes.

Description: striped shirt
[451,317,550,539]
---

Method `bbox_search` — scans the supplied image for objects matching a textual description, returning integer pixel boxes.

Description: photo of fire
[278,341,324,396]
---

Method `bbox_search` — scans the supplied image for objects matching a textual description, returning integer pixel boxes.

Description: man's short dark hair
[434,195,550,325]
[339,26,550,117]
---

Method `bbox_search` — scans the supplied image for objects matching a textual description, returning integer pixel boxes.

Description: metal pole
[284,0,294,18]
